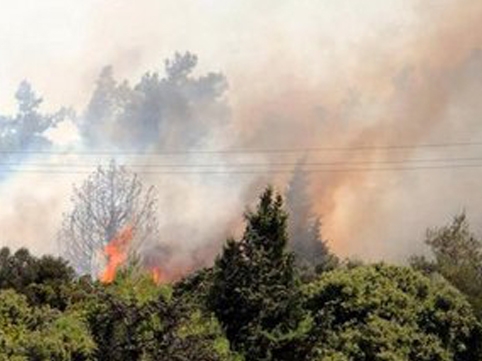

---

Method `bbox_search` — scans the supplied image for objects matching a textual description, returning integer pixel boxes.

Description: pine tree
[209,187,308,361]
[286,163,337,274]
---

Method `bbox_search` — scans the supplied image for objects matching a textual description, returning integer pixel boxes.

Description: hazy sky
[1,0,481,262]
[0,0,416,110]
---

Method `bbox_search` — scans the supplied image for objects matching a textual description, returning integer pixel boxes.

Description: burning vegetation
[99,225,173,285]
[0,187,481,360]
[61,161,338,284]
[99,225,134,283]
[0,1,482,358]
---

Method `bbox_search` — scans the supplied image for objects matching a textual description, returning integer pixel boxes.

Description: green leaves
[414,213,482,320]
[0,247,76,311]
[1,190,482,360]
[0,246,239,361]
[304,264,481,361]
[0,289,95,361]
[210,187,307,361]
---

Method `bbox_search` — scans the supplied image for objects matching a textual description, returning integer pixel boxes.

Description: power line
[1,140,482,156]
[2,163,482,175]
[1,155,481,169]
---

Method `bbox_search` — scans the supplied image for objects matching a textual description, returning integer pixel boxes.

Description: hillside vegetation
[0,188,481,360]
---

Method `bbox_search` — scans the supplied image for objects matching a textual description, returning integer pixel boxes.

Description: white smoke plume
[1,0,482,275]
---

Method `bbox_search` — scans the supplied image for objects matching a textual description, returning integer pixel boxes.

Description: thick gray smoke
[0,53,255,275]
[228,1,482,260]
[0,81,71,170]
[0,83,77,256]
[70,52,255,274]
[2,0,482,273]
[80,52,229,151]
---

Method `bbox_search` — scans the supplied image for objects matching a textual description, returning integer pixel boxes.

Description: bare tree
[58,160,159,276]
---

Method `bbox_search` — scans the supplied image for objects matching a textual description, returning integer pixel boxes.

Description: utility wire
[0,140,482,156]
[1,156,482,169]
[2,163,482,175]
[1,141,482,174]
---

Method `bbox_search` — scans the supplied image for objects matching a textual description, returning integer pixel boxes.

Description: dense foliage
[0,289,94,360]
[304,264,481,360]
[209,187,308,361]
[410,213,482,320]
[0,189,481,360]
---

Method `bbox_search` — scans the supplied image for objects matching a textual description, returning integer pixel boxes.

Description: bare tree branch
[58,160,160,277]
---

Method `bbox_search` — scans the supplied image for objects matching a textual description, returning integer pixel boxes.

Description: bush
[303,264,482,360]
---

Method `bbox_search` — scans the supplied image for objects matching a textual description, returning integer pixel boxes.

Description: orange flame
[100,226,134,283]
[148,264,190,285]
[150,266,165,285]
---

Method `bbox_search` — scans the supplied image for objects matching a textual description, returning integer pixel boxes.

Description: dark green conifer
[210,187,308,361]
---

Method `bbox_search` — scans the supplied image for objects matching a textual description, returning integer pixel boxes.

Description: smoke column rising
[230,0,482,260]
[0,0,482,271]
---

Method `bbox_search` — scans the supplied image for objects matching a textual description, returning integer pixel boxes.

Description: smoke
[229,0,482,261]
[0,82,78,255]
[0,52,255,277]
[81,52,231,150]
[1,0,482,274]
[76,52,252,273]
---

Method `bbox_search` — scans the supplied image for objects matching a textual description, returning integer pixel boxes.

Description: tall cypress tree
[286,163,338,274]
[209,187,308,361]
